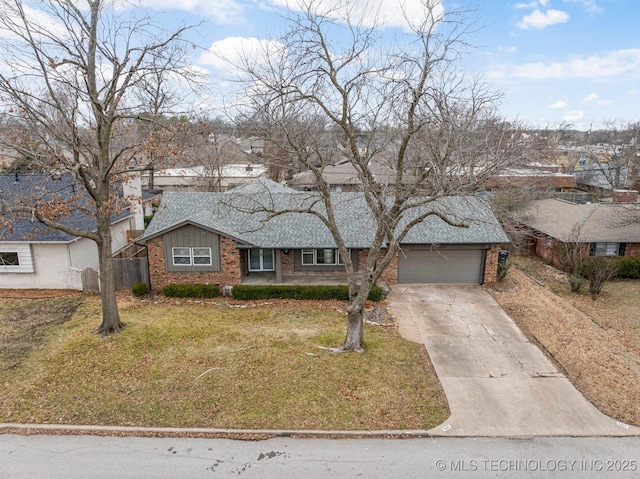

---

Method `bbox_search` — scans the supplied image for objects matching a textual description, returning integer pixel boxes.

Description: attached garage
[397,245,486,284]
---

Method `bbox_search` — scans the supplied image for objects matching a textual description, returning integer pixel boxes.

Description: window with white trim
[301,248,346,265]
[594,242,619,257]
[172,247,212,266]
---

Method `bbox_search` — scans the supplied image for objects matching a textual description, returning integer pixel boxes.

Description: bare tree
[222,0,524,352]
[0,0,199,335]
[576,120,639,192]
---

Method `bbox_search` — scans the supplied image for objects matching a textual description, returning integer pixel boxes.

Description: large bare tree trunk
[342,308,365,352]
[96,214,123,335]
[341,282,368,352]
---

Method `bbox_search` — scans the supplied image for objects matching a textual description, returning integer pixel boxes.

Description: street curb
[0,423,434,438]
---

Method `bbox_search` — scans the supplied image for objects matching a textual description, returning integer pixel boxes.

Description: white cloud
[549,100,567,109]
[0,3,68,41]
[499,45,518,54]
[511,49,640,79]
[200,36,284,73]
[268,0,444,30]
[563,110,584,122]
[117,0,246,24]
[581,92,611,106]
[517,9,569,29]
[563,0,603,14]
[515,1,539,8]
[515,0,549,7]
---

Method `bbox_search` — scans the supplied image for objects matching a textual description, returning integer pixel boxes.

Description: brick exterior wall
[624,243,640,257]
[279,248,399,285]
[379,250,398,285]
[612,190,639,203]
[483,244,501,284]
[147,235,242,292]
[280,249,359,278]
[147,238,509,290]
[535,235,555,265]
[280,249,295,275]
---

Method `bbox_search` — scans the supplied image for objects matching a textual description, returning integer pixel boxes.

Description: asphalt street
[2,434,640,478]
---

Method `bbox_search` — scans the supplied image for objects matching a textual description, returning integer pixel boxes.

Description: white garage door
[397,246,485,284]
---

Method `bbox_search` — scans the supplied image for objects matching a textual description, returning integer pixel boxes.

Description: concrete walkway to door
[388,284,640,437]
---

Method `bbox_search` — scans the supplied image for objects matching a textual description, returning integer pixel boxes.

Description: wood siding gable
[163,224,221,272]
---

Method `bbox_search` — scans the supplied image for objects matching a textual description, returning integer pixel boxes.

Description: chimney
[123,170,145,230]
[612,189,639,203]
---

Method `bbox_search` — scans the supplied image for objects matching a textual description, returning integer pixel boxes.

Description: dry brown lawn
[0,293,449,431]
[488,257,640,427]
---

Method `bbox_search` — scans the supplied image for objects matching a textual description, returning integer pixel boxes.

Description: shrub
[579,258,619,299]
[231,284,384,302]
[162,283,220,298]
[131,282,148,296]
[497,262,510,281]
[615,257,640,279]
[569,275,586,293]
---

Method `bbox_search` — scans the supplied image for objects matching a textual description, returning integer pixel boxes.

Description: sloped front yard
[488,258,640,427]
[0,294,448,431]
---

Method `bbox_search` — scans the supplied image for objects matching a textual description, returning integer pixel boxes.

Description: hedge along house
[139,178,509,292]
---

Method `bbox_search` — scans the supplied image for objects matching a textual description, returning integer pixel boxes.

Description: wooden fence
[114,256,150,290]
[81,251,150,292]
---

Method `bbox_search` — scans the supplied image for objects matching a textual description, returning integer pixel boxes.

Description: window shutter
[589,243,596,256]
[619,243,626,256]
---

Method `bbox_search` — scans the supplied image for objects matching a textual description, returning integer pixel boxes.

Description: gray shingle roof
[0,173,131,243]
[522,198,640,242]
[141,180,508,248]
[227,177,295,195]
[289,163,398,187]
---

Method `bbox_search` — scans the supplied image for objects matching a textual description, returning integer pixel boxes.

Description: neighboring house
[288,162,400,192]
[235,136,266,156]
[482,167,577,193]
[573,163,632,194]
[142,164,267,192]
[0,173,139,290]
[139,178,509,291]
[520,190,640,267]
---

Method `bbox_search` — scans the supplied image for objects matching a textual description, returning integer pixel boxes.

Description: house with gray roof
[288,162,400,192]
[0,173,140,290]
[139,178,509,291]
[520,190,640,266]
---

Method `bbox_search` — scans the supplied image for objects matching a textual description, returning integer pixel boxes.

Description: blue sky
[188,0,639,130]
[8,0,640,131]
[475,0,639,130]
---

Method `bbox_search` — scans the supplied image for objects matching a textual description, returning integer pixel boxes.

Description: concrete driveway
[388,284,640,437]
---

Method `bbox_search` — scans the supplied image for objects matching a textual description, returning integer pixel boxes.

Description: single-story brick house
[520,190,640,267]
[138,178,509,291]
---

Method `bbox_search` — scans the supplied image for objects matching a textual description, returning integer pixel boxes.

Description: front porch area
[241,272,353,285]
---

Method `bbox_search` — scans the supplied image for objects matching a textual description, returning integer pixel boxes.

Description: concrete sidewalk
[388,284,640,437]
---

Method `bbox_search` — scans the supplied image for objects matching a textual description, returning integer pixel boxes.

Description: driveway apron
[388,284,640,437]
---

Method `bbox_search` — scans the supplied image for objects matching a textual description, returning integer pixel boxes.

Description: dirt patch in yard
[0,293,85,370]
[487,258,640,427]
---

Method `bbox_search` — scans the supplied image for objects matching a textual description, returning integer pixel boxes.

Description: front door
[248,248,275,271]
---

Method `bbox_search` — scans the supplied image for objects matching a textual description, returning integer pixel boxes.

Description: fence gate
[81,267,100,292]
